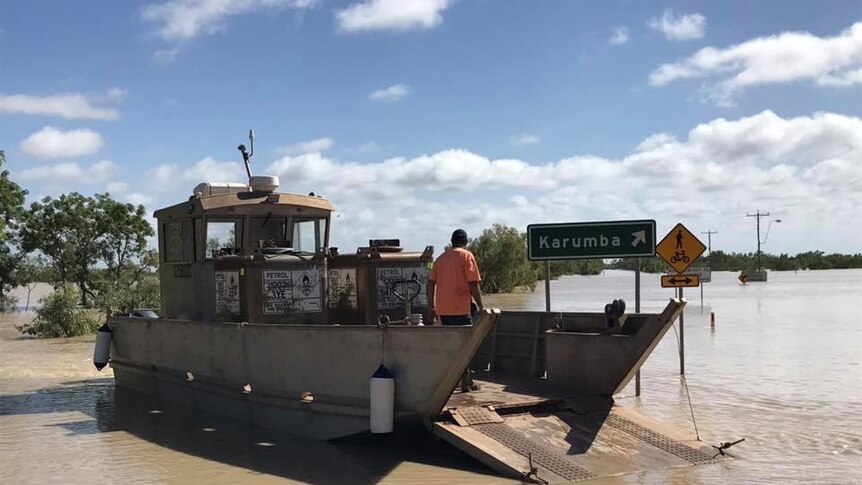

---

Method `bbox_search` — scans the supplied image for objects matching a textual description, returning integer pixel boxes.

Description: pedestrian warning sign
[656,223,706,274]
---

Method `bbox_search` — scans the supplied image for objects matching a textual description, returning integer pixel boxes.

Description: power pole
[701,230,717,257]
[699,230,717,307]
[746,211,769,271]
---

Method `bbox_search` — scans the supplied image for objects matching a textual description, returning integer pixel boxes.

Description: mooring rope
[671,323,701,441]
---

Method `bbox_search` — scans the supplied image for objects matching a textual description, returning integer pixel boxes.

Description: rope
[671,323,701,441]
[378,321,388,366]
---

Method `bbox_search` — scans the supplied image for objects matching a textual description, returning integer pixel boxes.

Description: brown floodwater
[1,271,860,484]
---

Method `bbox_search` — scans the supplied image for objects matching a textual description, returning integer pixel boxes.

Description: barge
[101,134,728,482]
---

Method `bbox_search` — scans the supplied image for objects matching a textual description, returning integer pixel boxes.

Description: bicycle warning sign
[656,223,706,274]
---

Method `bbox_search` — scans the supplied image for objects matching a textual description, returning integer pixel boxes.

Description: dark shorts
[441,315,472,326]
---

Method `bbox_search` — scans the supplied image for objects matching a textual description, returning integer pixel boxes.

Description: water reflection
[0,377,499,484]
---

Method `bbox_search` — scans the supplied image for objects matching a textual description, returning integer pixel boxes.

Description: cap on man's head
[451,229,468,247]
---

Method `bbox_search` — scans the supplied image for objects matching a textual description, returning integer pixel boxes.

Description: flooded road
[2,270,861,484]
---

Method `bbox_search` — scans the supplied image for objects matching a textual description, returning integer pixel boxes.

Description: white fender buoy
[370,364,395,433]
[93,323,112,371]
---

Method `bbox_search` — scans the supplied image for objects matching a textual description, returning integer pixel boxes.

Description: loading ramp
[432,374,725,484]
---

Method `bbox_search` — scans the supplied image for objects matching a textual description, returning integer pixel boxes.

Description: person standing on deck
[427,229,484,392]
[427,229,484,326]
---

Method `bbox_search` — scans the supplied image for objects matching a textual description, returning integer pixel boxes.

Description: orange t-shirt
[428,247,481,316]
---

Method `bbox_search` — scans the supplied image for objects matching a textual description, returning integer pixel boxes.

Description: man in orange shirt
[428,229,483,326]
[427,229,484,392]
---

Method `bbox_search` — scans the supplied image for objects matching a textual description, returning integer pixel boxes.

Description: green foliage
[20,192,154,307]
[608,256,671,273]
[469,224,537,293]
[94,249,160,313]
[18,284,100,337]
[0,150,29,309]
[610,250,862,272]
[16,255,54,312]
[539,259,605,279]
[0,293,18,312]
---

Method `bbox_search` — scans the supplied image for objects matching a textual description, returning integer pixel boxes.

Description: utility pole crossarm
[746,211,770,272]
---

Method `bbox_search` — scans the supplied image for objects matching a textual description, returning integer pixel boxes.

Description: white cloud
[79,110,861,254]
[254,110,862,253]
[152,48,180,65]
[278,137,334,155]
[369,83,411,102]
[19,160,117,184]
[0,91,122,120]
[142,0,315,42]
[609,26,629,45]
[336,0,451,33]
[511,133,541,146]
[106,182,130,193]
[147,157,247,194]
[650,21,862,106]
[356,142,388,154]
[20,127,104,159]
[648,9,705,41]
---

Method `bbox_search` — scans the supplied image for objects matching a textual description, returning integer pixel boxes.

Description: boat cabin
[154,177,432,325]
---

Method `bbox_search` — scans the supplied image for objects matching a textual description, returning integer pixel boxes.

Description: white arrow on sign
[631,230,646,247]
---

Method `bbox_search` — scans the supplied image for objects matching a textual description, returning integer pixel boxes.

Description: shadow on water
[0,379,496,485]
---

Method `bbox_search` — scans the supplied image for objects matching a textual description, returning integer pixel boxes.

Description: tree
[16,255,53,312]
[17,283,100,338]
[0,150,28,311]
[94,248,160,314]
[469,224,537,293]
[20,192,154,307]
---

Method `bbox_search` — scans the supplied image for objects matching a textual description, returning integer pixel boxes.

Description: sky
[1,0,862,256]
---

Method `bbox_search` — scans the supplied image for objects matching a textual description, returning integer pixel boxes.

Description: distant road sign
[527,220,656,260]
[689,266,712,283]
[661,274,700,288]
[656,223,706,274]
[738,273,749,284]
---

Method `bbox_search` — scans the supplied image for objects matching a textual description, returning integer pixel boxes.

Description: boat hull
[109,311,498,439]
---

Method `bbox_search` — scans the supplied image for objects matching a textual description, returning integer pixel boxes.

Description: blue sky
[2,0,862,255]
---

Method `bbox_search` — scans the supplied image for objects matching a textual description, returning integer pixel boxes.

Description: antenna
[237,128,255,183]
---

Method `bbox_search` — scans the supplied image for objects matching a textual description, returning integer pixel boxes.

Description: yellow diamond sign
[656,223,706,274]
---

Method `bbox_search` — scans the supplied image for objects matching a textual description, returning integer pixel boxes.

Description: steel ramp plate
[433,404,727,484]
[450,406,505,427]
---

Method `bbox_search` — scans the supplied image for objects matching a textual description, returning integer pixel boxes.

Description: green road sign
[527,220,656,260]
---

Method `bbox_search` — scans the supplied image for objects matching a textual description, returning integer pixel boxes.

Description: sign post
[656,223,706,376]
[660,274,700,288]
[635,258,641,397]
[528,220,656,394]
[527,220,656,260]
[528,219,656,310]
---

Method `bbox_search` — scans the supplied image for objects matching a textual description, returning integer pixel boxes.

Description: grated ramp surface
[605,414,719,465]
[451,406,504,426]
[475,422,595,482]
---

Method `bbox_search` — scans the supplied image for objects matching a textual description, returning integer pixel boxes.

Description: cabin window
[206,219,242,258]
[251,216,288,249]
[164,221,184,262]
[292,219,320,253]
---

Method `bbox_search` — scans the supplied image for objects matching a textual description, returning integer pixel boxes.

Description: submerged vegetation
[469,224,603,294]
[610,250,862,273]
[17,284,101,338]
[0,150,158,337]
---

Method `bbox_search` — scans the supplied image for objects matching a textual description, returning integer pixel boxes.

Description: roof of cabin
[154,191,335,219]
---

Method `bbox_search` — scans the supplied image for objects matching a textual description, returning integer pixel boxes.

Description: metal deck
[432,374,726,484]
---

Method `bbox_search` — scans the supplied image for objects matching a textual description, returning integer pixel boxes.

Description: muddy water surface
[2,271,861,484]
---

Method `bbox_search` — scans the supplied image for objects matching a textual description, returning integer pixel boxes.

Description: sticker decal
[215,271,240,314]
[262,268,321,314]
[376,266,428,310]
[328,268,358,309]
